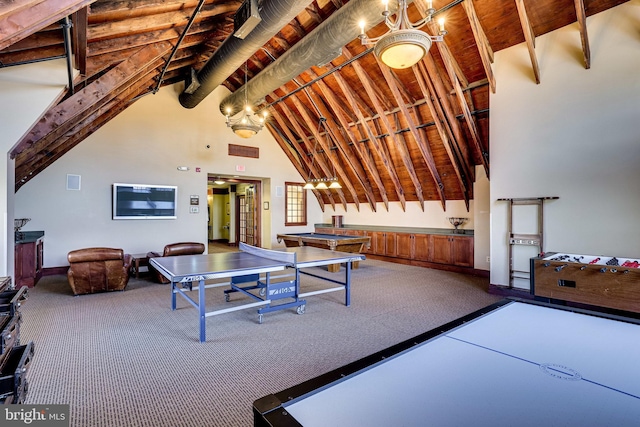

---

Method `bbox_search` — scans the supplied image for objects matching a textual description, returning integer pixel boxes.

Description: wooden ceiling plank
[331,66,405,210]
[0,0,96,50]
[461,0,496,93]
[287,92,354,211]
[574,0,591,69]
[266,121,326,212]
[87,3,236,42]
[514,0,541,84]
[11,41,172,158]
[308,70,388,211]
[347,48,425,211]
[377,58,447,210]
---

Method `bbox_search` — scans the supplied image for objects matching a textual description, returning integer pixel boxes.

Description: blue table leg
[171,281,177,310]
[345,262,351,306]
[199,279,206,342]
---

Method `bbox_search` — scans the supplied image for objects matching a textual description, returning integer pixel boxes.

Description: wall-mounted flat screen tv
[113,183,178,220]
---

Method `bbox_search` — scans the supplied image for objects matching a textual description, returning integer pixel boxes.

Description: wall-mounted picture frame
[263,202,269,210]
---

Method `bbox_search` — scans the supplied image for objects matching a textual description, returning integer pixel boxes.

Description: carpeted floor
[20,258,500,426]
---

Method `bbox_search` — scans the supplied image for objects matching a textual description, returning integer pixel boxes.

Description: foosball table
[531,252,640,313]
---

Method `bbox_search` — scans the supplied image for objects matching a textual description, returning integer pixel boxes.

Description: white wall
[0,59,70,276]
[490,1,640,288]
[12,84,323,267]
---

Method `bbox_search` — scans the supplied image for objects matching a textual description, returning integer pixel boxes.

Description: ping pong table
[254,298,640,426]
[149,243,365,342]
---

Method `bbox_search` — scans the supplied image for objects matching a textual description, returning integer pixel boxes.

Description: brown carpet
[20,258,500,426]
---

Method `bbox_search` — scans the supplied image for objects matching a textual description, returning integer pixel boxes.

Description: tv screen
[112,183,178,220]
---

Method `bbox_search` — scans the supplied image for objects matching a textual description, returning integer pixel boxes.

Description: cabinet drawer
[0,314,20,358]
[0,342,34,401]
[0,287,28,317]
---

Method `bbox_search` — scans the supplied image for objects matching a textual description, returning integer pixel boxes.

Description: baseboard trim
[43,266,68,276]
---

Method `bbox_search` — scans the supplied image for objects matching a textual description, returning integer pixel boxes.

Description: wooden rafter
[415,59,470,210]
[12,41,172,189]
[273,98,345,209]
[574,0,591,69]
[515,0,541,84]
[461,0,496,93]
[331,66,407,210]
[287,92,357,211]
[16,66,159,189]
[346,48,425,210]
[307,69,388,211]
[376,58,447,210]
[432,21,489,179]
[301,76,378,211]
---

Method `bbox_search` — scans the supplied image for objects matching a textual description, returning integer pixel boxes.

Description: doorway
[207,175,261,248]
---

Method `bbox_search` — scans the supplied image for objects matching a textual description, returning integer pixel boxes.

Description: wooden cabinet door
[384,232,397,257]
[370,232,386,255]
[413,234,430,261]
[395,233,413,259]
[430,235,452,264]
[451,236,474,267]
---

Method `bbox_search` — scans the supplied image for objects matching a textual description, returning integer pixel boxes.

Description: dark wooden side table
[130,253,152,278]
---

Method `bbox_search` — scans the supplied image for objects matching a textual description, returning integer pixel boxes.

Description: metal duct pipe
[219,0,402,116]
[178,0,314,109]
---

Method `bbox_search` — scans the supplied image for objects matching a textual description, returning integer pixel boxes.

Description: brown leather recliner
[67,247,132,296]
[147,242,205,284]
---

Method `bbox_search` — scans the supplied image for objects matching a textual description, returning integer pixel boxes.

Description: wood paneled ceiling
[0,0,628,211]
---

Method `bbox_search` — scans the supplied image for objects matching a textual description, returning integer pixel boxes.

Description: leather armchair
[67,247,132,296]
[147,242,205,283]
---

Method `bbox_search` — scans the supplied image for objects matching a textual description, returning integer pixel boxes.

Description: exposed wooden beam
[307,69,388,211]
[514,0,541,84]
[15,67,158,190]
[574,0,591,69]
[331,65,406,210]
[11,41,172,160]
[347,48,425,210]
[287,92,356,211]
[71,6,88,75]
[274,98,344,209]
[376,58,447,210]
[303,73,378,211]
[461,0,496,93]
[433,21,489,179]
[415,58,470,209]
[87,3,236,42]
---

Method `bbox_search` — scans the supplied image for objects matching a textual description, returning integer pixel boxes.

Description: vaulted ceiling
[0,0,628,211]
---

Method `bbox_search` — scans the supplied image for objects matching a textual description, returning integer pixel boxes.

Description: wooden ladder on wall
[497,197,559,289]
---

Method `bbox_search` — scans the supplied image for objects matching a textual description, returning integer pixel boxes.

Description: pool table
[276,233,370,272]
[253,298,640,426]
